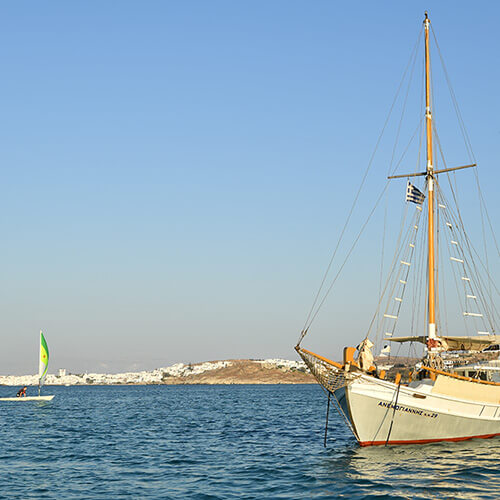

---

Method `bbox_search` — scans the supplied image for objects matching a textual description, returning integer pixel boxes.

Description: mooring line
[385,382,401,446]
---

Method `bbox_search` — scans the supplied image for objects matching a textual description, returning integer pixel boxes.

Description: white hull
[0,395,55,402]
[335,374,500,446]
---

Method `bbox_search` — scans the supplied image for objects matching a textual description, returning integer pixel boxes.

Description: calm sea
[0,384,499,499]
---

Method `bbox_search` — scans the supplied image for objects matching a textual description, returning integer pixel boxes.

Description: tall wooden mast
[424,12,436,340]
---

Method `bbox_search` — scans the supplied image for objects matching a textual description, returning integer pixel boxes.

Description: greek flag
[406,181,425,205]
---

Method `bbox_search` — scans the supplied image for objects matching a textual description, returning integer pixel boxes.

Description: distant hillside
[162,359,315,385]
[0,358,315,386]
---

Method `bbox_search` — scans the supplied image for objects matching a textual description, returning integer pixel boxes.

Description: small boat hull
[0,395,55,402]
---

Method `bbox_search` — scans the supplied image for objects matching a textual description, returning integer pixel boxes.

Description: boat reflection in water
[318,434,500,497]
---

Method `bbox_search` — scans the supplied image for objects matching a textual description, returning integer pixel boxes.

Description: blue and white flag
[406,181,425,205]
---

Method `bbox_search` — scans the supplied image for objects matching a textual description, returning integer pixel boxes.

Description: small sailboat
[296,13,499,445]
[0,331,55,402]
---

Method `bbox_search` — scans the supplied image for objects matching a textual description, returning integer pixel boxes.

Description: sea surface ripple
[1,384,499,498]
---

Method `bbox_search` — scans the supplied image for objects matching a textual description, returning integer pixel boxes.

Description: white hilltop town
[0,359,311,386]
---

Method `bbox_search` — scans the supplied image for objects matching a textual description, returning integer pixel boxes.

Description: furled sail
[386,335,500,352]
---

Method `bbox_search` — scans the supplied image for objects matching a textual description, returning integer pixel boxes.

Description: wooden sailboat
[0,331,55,402]
[296,13,499,446]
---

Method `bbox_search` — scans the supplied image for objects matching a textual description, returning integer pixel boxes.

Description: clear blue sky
[0,1,498,374]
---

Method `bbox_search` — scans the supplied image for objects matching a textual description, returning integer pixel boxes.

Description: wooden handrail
[296,346,343,369]
[422,365,500,386]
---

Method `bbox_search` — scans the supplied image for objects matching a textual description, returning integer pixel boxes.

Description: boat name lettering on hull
[378,401,437,418]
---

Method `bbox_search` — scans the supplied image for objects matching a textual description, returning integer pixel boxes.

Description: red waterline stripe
[360,433,500,447]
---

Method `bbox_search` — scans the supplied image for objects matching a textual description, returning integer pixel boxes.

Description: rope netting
[296,348,359,393]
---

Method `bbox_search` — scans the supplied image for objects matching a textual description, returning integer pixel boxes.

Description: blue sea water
[0,384,499,499]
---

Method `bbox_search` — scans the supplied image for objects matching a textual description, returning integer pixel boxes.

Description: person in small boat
[16,386,27,397]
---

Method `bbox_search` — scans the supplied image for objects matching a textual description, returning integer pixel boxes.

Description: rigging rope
[432,23,499,326]
[298,28,423,345]
[299,20,499,351]
[436,180,499,332]
[368,206,418,341]
[304,181,391,331]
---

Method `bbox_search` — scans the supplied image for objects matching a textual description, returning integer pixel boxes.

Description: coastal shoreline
[0,358,315,386]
